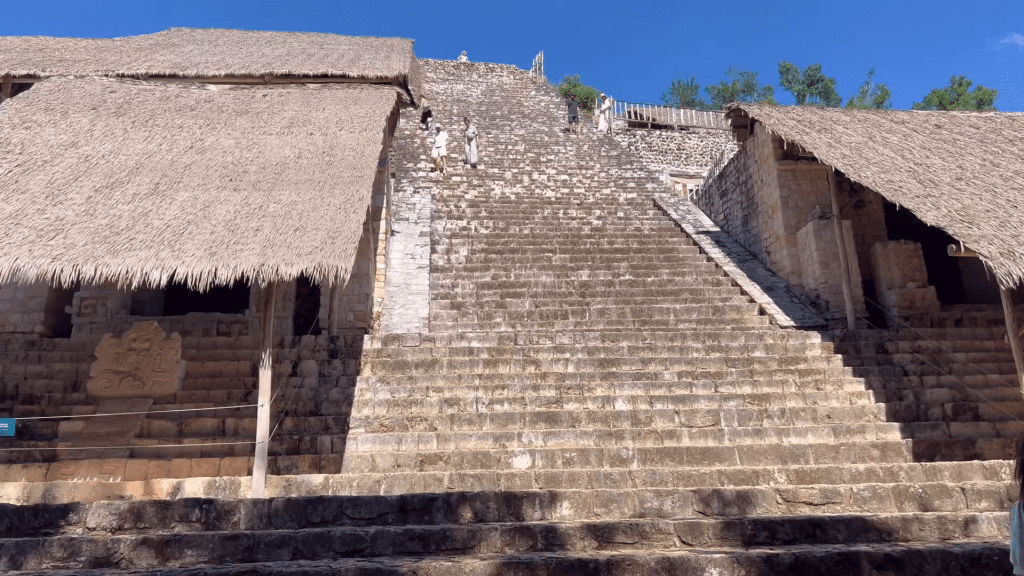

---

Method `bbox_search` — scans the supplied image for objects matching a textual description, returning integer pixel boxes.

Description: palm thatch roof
[726,103,1024,289]
[0,76,400,290]
[0,28,422,103]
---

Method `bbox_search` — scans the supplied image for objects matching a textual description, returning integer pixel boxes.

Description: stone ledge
[654,194,825,330]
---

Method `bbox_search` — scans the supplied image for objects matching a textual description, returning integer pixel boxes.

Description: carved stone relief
[87,321,185,398]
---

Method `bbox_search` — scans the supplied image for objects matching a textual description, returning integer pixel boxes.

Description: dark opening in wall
[131,281,250,316]
[882,200,1000,305]
[42,283,79,338]
[293,275,321,337]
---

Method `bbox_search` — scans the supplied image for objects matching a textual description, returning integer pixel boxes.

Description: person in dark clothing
[420,102,433,130]
[565,95,580,134]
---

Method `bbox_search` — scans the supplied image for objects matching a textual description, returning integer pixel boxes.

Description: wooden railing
[613,101,729,131]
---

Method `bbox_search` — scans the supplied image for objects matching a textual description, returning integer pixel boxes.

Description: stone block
[219,456,252,477]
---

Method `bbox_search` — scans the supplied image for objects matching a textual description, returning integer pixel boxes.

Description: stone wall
[797,219,867,320]
[695,123,889,323]
[694,123,781,277]
[871,241,940,324]
[0,282,50,334]
[614,128,737,175]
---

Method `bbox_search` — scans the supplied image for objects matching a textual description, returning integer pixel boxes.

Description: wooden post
[827,168,858,330]
[1,75,11,102]
[1000,286,1024,392]
[327,283,339,337]
[252,282,277,498]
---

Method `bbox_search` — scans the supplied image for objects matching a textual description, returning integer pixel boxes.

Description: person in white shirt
[431,124,449,175]
[463,117,479,168]
[596,93,613,135]
[457,51,469,62]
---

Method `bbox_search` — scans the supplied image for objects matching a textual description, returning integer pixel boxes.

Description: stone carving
[87,321,185,398]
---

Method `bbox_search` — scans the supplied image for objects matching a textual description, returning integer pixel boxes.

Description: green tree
[778,61,842,107]
[660,76,710,110]
[557,74,600,114]
[704,67,776,109]
[845,68,892,109]
[911,75,998,111]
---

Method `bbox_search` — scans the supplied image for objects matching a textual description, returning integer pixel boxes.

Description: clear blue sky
[4,0,1023,111]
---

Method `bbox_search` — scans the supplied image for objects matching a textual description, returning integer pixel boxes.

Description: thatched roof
[0,28,422,103]
[726,103,1024,289]
[0,76,399,290]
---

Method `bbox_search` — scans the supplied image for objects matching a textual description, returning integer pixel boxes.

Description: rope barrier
[11,404,260,421]
[860,294,1020,391]
[0,440,258,452]
[848,299,1024,424]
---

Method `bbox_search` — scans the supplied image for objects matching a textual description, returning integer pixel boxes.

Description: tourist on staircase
[596,92,613,134]
[463,116,478,168]
[430,123,448,175]
[565,94,580,134]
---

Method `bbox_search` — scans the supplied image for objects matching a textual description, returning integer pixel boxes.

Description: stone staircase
[0,60,1019,574]
[0,332,361,490]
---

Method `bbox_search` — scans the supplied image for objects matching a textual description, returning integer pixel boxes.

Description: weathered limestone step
[362,342,830,360]
[430,287,744,302]
[355,372,868,393]
[431,276,739,291]
[6,542,1011,576]
[428,316,775,333]
[874,386,1023,404]
[881,401,1024,422]
[429,296,754,311]
[338,440,942,474]
[377,328,827,348]
[345,423,900,452]
[358,383,875,406]
[0,512,1010,573]
[0,485,1008,538]
[360,354,845,376]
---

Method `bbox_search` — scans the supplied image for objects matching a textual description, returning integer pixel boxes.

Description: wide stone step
[881,401,1024,423]
[429,295,753,311]
[382,328,825,349]
[360,355,846,377]
[431,276,738,291]
[1,481,1010,538]
[350,403,888,430]
[362,342,829,360]
[428,303,761,322]
[358,382,874,406]
[355,370,864,392]
[337,440,935,474]
[0,513,1010,573]
[428,316,775,333]
[430,286,743,302]
[6,542,1010,576]
[344,422,898,452]
[432,268,730,281]
[431,262,723,275]
[872,386,1023,404]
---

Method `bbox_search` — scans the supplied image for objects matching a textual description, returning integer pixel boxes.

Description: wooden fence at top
[613,101,729,131]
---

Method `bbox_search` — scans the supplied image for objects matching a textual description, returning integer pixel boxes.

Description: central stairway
[2,60,1017,575]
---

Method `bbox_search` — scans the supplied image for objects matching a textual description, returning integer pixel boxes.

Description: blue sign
[0,419,14,437]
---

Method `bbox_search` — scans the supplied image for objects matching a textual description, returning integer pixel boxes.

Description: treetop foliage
[845,69,892,109]
[778,61,842,107]
[911,75,998,111]
[705,67,777,109]
[661,76,712,110]
[557,74,600,114]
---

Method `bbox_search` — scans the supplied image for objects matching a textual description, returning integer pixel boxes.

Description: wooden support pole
[1,75,12,102]
[1000,286,1024,393]
[252,282,277,499]
[328,283,339,337]
[827,168,858,330]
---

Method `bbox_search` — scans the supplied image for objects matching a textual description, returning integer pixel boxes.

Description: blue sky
[4,0,1023,111]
